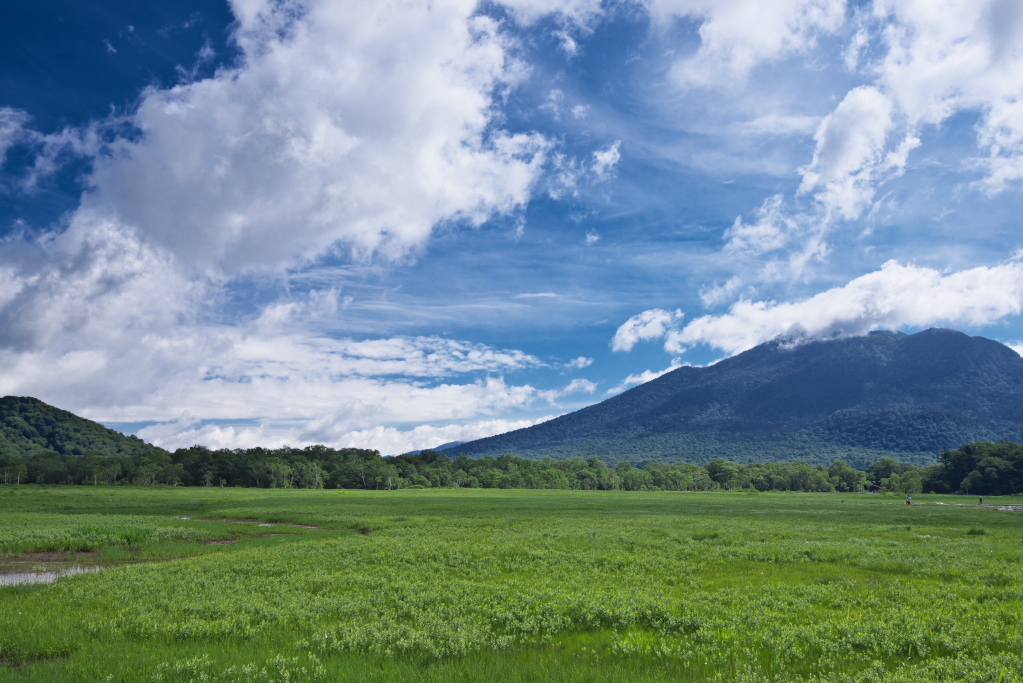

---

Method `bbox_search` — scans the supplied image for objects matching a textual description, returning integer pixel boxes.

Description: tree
[296,462,326,489]
[960,470,983,495]
[706,459,740,489]
[866,457,902,484]
[103,463,122,485]
[132,464,158,486]
[828,460,866,492]
[883,470,923,494]
[159,463,186,486]
[1,463,27,485]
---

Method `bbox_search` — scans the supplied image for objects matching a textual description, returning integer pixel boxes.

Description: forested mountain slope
[447,329,1023,467]
[0,396,159,458]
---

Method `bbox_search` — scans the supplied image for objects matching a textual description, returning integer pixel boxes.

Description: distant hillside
[404,441,464,456]
[0,396,160,459]
[447,329,1023,468]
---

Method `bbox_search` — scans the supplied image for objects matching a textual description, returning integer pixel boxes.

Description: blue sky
[3,0,1023,453]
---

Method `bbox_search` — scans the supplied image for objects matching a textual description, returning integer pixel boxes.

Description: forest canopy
[2,441,1021,495]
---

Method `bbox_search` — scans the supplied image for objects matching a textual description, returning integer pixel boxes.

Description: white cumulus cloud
[606,358,686,395]
[82,0,550,275]
[138,410,556,455]
[871,0,1023,193]
[0,0,630,450]
[724,194,799,255]
[671,0,1023,294]
[592,140,622,180]
[612,308,684,352]
[648,0,847,88]
[538,378,598,403]
[321,416,556,456]
[799,85,899,221]
[665,259,1023,355]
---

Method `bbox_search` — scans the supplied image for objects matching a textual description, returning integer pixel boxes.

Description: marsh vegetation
[2,486,1022,681]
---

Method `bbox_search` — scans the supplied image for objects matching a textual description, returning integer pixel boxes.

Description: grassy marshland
[1,486,1021,682]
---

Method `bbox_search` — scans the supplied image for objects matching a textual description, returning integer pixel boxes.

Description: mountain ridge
[444,329,1023,467]
[0,396,162,459]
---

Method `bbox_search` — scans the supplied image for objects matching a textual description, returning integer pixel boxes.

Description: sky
[3,0,1023,454]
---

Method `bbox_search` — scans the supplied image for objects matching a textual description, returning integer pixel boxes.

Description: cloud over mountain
[614,260,1023,357]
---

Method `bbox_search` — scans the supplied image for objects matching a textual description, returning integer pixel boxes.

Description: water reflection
[0,565,103,586]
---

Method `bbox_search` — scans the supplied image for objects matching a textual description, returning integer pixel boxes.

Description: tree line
[1,441,1021,494]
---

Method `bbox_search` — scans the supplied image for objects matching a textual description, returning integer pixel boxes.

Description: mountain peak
[448,329,1023,467]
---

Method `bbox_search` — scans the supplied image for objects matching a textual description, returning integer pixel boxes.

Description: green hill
[447,329,1023,468]
[0,396,160,458]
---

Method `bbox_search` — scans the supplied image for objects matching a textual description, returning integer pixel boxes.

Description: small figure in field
[906,494,912,505]
[979,496,983,505]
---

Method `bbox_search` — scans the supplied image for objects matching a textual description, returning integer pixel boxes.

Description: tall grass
[1,486,1021,681]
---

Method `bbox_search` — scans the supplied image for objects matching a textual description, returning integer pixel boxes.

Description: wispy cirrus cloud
[0,108,30,164]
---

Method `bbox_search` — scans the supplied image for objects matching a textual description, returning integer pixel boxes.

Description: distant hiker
[906,494,912,505]
[979,496,983,505]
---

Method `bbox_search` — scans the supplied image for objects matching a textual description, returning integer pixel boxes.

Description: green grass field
[1,486,1022,682]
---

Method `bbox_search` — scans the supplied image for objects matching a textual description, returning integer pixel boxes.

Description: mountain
[403,441,464,456]
[445,329,1023,468]
[0,396,160,459]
